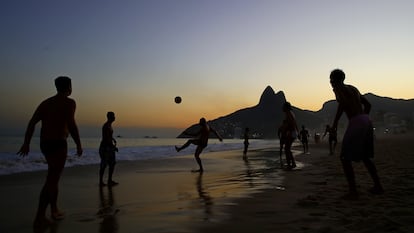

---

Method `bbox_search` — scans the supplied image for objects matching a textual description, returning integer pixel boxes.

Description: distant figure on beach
[299,125,310,154]
[323,124,337,155]
[17,76,83,227]
[243,127,250,160]
[282,102,299,169]
[99,111,119,187]
[329,69,383,199]
[277,120,288,168]
[175,118,223,172]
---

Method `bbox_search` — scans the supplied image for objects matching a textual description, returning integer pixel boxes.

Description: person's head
[55,76,72,95]
[245,127,249,132]
[302,125,305,130]
[330,69,345,88]
[199,117,207,126]
[282,102,292,112]
[107,111,115,122]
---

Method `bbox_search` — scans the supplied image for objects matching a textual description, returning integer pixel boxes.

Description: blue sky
[1,0,413,136]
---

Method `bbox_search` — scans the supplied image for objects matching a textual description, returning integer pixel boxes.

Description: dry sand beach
[1,133,413,233]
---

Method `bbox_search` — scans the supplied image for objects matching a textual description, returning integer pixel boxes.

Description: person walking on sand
[299,125,310,154]
[277,120,287,168]
[175,118,223,172]
[323,124,337,155]
[329,69,383,199]
[243,127,250,160]
[17,76,83,227]
[282,102,299,169]
[99,111,119,187]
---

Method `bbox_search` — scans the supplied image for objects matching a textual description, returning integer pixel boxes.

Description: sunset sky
[1,0,413,136]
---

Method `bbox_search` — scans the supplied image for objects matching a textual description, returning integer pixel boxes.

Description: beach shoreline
[1,133,413,233]
[0,145,286,233]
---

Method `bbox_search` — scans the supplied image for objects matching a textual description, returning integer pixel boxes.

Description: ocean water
[0,136,278,175]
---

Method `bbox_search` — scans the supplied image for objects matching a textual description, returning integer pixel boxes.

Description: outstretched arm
[17,106,41,156]
[211,128,223,142]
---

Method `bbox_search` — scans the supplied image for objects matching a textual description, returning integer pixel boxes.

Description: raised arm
[211,127,223,142]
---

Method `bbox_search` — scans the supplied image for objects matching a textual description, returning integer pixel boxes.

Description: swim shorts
[40,139,68,157]
[341,114,374,162]
[99,144,116,167]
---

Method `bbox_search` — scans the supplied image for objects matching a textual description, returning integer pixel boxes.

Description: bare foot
[341,192,359,201]
[108,180,119,186]
[33,216,52,229]
[191,169,203,173]
[51,211,65,220]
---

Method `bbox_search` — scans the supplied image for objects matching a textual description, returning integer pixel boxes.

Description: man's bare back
[333,84,366,119]
[37,95,77,141]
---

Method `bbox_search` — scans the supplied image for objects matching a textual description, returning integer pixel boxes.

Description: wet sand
[0,145,286,233]
[200,133,414,233]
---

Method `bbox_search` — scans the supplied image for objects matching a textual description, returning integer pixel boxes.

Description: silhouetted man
[17,76,83,227]
[99,111,118,187]
[175,118,223,172]
[299,125,310,154]
[330,69,383,199]
[323,124,337,155]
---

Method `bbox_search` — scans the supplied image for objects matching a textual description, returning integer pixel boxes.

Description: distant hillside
[178,86,414,139]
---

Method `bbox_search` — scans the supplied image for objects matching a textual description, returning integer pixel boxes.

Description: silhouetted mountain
[178,86,414,139]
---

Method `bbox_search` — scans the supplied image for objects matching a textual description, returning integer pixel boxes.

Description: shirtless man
[299,125,310,154]
[243,127,250,159]
[17,76,83,227]
[282,102,299,169]
[99,112,118,187]
[330,69,383,199]
[175,118,223,172]
[323,124,337,155]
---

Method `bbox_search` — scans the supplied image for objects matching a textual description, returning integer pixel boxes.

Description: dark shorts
[191,139,207,149]
[40,140,67,156]
[40,139,68,170]
[341,114,374,162]
[99,145,116,167]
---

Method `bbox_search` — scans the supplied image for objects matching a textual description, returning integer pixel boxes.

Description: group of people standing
[17,69,383,229]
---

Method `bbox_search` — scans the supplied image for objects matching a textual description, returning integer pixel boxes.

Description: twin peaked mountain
[179,86,414,139]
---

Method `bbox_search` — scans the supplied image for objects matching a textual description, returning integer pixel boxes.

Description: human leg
[36,141,67,224]
[176,139,195,152]
[304,141,309,153]
[363,159,383,194]
[99,163,107,186]
[285,138,295,168]
[46,154,66,218]
[107,154,118,186]
[330,142,333,155]
[340,158,358,197]
[193,146,204,172]
[99,149,108,186]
